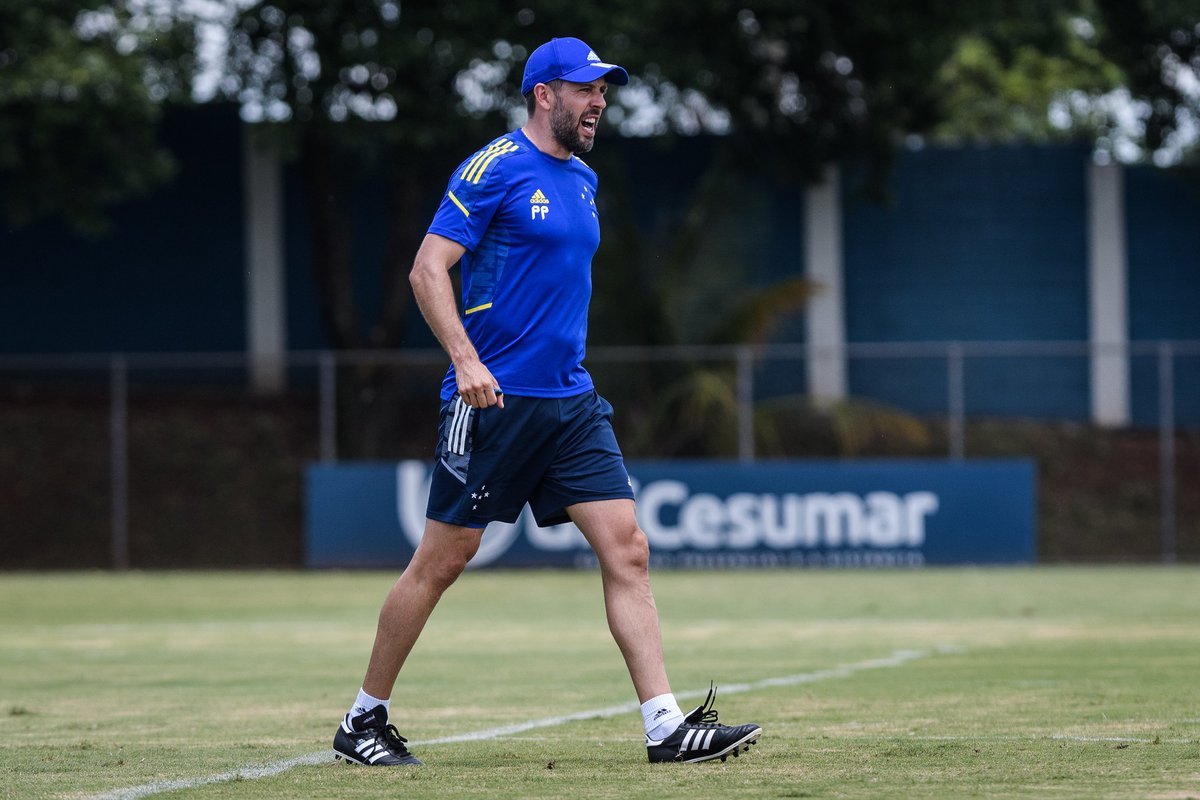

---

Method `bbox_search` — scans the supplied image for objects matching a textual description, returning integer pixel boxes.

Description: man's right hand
[455,359,505,409]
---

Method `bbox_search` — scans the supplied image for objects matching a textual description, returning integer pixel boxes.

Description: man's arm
[409,233,504,409]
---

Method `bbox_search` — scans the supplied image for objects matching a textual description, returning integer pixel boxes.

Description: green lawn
[2,568,1198,799]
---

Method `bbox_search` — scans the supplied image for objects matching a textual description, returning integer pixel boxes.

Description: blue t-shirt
[427,128,601,400]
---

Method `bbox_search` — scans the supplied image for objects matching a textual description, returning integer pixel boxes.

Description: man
[332,36,762,767]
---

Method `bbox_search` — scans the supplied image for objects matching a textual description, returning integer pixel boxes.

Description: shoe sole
[334,750,368,765]
[334,750,422,766]
[333,742,422,767]
[671,726,763,764]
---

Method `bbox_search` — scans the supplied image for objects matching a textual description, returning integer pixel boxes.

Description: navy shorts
[426,389,635,528]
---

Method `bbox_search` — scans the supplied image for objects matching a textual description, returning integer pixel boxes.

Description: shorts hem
[534,489,636,527]
[425,510,521,529]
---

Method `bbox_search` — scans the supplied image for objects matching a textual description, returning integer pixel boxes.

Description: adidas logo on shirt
[530,189,549,204]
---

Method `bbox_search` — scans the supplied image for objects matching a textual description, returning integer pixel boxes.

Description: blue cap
[520,37,629,96]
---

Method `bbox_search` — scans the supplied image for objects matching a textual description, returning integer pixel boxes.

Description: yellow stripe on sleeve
[448,190,469,217]
[460,139,509,181]
[459,144,494,181]
[464,302,493,315]
[465,142,518,184]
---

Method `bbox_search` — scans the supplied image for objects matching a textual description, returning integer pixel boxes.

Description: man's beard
[549,98,593,154]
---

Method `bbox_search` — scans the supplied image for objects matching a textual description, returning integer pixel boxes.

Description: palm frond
[704,276,815,345]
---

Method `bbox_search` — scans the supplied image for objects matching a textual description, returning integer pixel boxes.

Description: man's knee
[606,523,650,574]
[419,552,471,592]
[408,525,480,591]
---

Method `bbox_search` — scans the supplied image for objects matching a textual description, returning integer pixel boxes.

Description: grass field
[2,567,1198,799]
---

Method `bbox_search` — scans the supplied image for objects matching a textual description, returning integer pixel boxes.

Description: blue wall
[1,107,1196,425]
[842,146,1092,418]
[280,161,445,352]
[1125,166,1200,426]
[0,106,245,354]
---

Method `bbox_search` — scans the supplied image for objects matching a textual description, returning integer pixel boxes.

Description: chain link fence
[2,341,1196,568]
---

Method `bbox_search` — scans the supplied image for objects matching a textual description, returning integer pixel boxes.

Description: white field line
[902,734,1198,744]
[81,752,334,800]
[431,733,1200,746]
[84,646,954,800]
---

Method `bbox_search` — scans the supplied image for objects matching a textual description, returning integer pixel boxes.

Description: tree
[0,1,198,233]
[1092,0,1200,164]
[619,2,977,180]
[928,13,1125,145]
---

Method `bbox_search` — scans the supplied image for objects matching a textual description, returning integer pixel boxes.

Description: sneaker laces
[683,682,722,727]
[381,724,411,754]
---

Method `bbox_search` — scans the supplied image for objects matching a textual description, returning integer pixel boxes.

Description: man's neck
[521,122,571,160]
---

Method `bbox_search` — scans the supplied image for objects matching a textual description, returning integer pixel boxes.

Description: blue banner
[306,460,1036,569]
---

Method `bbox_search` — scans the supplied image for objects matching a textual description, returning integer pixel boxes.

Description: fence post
[736,346,755,463]
[947,343,965,460]
[110,356,129,570]
[1158,342,1177,564]
[319,350,337,463]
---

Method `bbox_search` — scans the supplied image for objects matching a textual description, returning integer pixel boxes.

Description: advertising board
[306,460,1035,568]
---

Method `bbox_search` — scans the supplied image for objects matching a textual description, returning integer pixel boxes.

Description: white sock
[641,693,684,740]
[350,688,390,722]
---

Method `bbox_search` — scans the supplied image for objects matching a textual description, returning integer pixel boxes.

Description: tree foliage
[929,15,1124,145]
[1093,0,1200,162]
[620,1,973,180]
[4,1,1197,234]
[0,1,198,233]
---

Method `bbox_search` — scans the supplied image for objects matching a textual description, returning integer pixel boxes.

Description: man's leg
[361,519,484,697]
[333,519,483,765]
[567,497,764,763]
[567,498,670,703]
